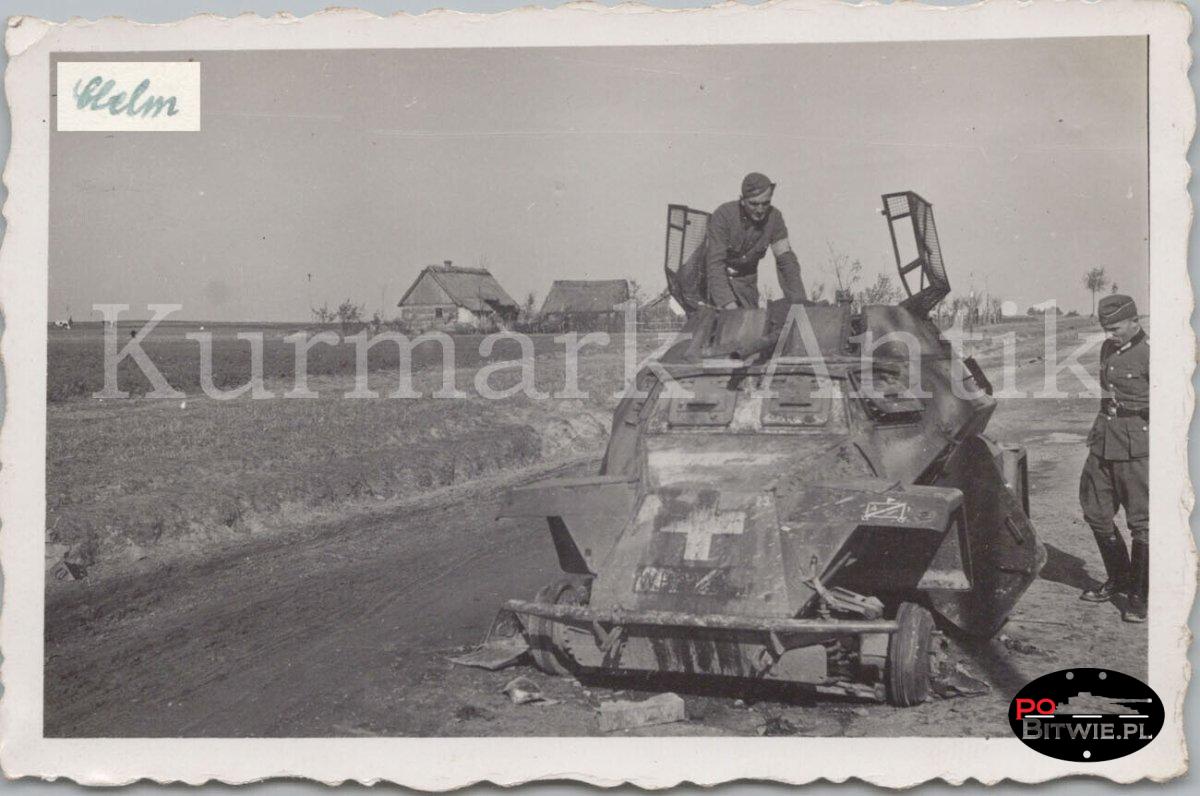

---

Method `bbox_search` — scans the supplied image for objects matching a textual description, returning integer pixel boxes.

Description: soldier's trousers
[1079,453,1149,545]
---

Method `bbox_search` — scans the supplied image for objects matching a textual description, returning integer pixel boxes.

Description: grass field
[46,329,659,574]
[47,321,573,401]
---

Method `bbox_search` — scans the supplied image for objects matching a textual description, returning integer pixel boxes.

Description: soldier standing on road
[1079,294,1149,623]
[678,172,807,310]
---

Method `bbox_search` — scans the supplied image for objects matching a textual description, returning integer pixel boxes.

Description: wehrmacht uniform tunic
[670,173,807,312]
[677,202,806,309]
[1079,328,1149,544]
[699,201,801,308]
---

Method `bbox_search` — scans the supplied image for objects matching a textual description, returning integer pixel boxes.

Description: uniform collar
[737,201,769,229]
[1116,328,1146,353]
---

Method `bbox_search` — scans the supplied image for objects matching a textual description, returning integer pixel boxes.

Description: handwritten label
[57,62,200,131]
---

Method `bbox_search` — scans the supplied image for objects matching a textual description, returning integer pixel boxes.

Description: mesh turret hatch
[882,191,950,317]
[663,204,711,312]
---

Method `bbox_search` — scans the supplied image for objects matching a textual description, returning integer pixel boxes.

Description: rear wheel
[528,578,589,676]
[885,601,934,706]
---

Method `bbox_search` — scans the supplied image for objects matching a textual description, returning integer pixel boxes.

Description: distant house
[1026,299,1063,316]
[539,279,631,332]
[396,261,520,331]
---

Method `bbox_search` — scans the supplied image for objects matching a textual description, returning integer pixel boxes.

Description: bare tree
[336,298,363,330]
[1083,267,1108,316]
[964,291,983,328]
[628,279,646,305]
[987,295,1004,325]
[946,292,984,330]
[826,241,863,294]
[311,302,335,324]
[523,290,538,321]
[857,273,901,306]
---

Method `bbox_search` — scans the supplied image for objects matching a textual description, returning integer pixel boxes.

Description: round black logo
[1009,668,1163,762]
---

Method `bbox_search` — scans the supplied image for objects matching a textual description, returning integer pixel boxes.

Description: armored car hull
[475,193,1045,706]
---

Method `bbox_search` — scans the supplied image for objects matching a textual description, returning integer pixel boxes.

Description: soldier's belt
[1103,406,1149,420]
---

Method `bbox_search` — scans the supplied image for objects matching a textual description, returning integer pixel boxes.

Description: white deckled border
[0,0,1193,787]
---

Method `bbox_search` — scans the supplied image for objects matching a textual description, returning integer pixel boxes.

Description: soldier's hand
[723,302,738,310]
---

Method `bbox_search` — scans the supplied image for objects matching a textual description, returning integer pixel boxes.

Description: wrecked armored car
[482,192,1045,706]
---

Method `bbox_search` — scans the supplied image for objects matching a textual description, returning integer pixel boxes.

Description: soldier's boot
[1123,541,1148,623]
[1080,532,1130,603]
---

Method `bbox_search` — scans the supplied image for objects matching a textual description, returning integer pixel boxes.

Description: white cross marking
[659,505,746,561]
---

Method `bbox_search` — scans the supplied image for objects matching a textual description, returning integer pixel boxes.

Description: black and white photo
[0,1,1192,786]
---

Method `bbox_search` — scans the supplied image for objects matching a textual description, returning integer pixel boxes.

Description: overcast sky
[49,37,1148,321]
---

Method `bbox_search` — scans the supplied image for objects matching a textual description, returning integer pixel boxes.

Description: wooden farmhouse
[396,261,520,331]
[539,279,631,332]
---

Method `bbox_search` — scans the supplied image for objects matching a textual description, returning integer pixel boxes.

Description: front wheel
[885,601,934,707]
[528,578,589,676]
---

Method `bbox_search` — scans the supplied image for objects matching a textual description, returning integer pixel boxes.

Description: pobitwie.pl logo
[1009,668,1163,762]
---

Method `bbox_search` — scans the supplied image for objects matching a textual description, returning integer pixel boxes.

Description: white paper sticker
[56,61,200,131]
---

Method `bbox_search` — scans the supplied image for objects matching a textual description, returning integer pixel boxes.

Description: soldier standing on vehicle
[678,172,807,310]
[1079,294,1149,623]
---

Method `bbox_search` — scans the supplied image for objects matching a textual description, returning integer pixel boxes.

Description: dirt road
[44,319,1147,737]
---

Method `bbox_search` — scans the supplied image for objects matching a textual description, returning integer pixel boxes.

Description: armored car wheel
[528,578,589,676]
[885,602,934,707]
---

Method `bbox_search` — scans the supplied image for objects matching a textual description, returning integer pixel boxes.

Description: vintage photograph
[0,2,1192,787]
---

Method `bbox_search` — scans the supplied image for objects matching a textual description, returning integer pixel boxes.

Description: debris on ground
[449,635,529,670]
[46,543,71,564]
[501,676,558,706]
[931,661,991,698]
[49,559,87,582]
[998,634,1049,656]
[578,690,602,709]
[848,706,869,717]
[927,633,991,699]
[1006,616,1071,628]
[598,692,687,733]
[47,544,88,581]
[449,611,530,670]
[757,714,802,736]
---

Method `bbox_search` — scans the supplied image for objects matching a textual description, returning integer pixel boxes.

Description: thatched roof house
[538,279,631,332]
[540,279,630,315]
[397,261,520,330]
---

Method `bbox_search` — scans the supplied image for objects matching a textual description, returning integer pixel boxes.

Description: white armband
[770,238,793,257]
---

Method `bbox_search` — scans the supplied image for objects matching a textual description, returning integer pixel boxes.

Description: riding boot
[1123,541,1148,623]
[1080,532,1130,602]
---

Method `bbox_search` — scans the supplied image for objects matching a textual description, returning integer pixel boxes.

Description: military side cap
[1098,294,1138,323]
[741,172,775,197]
